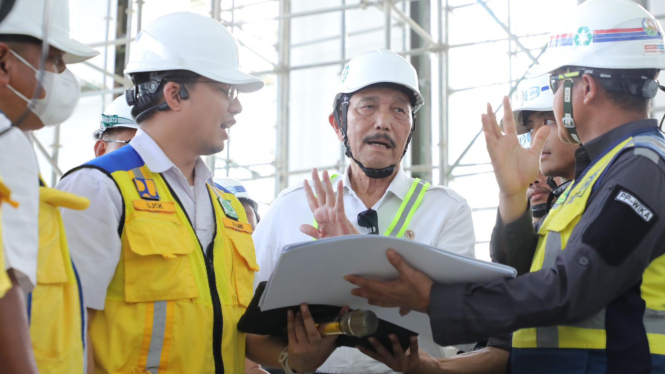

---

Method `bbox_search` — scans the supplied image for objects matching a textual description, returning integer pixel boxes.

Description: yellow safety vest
[314,175,430,238]
[76,145,258,374]
[513,131,665,356]
[0,177,18,299]
[30,181,89,374]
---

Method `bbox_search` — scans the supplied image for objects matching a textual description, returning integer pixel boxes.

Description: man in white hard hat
[0,0,98,373]
[252,48,475,373]
[57,12,340,374]
[93,95,139,157]
[359,74,583,374]
[346,1,665,373]
[215,177,260,231]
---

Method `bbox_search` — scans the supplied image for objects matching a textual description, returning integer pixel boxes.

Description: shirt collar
[341,165,412,201]
[573,119,658,180]
[129,129,213,181]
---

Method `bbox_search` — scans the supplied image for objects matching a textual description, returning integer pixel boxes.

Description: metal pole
[275,0,291,195]
[384,0,391,49]
[339,0,347,173]
[124,0,133,73]
[49,125,62,185]
[211,0,222,21]
[136,0,144,32]
[30,133,63,180]
[101,0,112,112]
[438,0,449,185]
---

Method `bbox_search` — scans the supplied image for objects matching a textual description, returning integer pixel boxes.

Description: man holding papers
[347,1,665,373]
[253,49,475,372]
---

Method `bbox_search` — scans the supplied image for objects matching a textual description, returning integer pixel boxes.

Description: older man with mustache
[252,49,476,373]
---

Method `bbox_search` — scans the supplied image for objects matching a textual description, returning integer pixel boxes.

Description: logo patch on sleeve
[615,190,654,222]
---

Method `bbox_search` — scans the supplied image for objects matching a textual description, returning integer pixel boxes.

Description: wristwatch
[278,346,314,374]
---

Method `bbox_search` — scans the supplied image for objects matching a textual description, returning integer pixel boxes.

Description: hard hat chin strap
[333,93,416,179]
[562,79,582,144]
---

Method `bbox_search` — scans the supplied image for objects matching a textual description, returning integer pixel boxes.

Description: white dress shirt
[0,115,39,293]
[57,129,215,310]
[252,166,476,373]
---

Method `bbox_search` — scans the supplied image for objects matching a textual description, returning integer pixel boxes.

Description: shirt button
[579,257,589,266]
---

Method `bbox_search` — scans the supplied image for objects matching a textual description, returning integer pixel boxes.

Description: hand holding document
[259,235,517,339]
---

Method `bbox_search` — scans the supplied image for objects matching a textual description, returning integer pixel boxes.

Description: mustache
[527,185,552,200]
[363,133,396,149]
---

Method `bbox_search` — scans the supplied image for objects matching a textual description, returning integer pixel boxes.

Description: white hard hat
[93,96,139,140]
[527,0,665,77]
[511,74,554,134]
[125,12,263,93]
[338,49,423,112]
[0,0,98,63]
[213,177,252,200]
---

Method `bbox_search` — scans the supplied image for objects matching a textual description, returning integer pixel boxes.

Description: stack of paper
[259,235,517,338]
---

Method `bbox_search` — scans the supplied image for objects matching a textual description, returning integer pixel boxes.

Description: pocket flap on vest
[126,213,194,257]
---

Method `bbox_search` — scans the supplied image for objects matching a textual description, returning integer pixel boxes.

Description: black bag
[237,282,418,354]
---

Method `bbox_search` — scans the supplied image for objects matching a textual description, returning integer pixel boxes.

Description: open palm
[481,96,550,197]
[300,168,359,239]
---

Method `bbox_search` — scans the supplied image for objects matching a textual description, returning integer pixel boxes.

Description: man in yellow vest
[344,1,665,373]
[58,11,340,374]
[0,0,98,373]
[253,48,476,372]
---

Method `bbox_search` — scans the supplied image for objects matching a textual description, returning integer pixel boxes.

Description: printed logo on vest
[615,190,654,222]
[218,197,239,220]
[133,178,160,200]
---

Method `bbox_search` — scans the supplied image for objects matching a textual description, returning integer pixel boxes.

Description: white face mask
[6,50,80,127]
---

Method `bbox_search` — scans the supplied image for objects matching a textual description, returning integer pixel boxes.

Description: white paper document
[259,235,517,339]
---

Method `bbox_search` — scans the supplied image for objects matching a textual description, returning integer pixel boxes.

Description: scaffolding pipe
[275,0,291,195]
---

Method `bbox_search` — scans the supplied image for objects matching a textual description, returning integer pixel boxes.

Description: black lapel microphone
[357,209,379,235]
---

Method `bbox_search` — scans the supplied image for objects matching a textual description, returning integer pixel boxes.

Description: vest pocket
[124,211,200,302]
[226,230,259,307]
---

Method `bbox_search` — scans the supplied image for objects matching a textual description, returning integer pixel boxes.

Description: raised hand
[481,96,550,198]
[300,168,359,239]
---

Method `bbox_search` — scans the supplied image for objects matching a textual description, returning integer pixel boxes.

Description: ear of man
[162,81,187,113]
[328,112,344,142]
[580,73,599,105]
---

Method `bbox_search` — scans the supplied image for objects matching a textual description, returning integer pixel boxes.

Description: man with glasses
[345,1,665,373]
[253,49,475,373]
[92,96,139,157]
[57,12,340,374]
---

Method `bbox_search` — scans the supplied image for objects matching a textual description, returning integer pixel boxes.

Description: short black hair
[238,197,260,223]
[0,34,42,45]
[560,66,658,114]
[100,127,135,142]
[129,70,201,123]
[0,34,42,53]
[602,68,658,113]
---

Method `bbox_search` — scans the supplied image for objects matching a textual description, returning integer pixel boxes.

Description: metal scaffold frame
[37,0,660,201]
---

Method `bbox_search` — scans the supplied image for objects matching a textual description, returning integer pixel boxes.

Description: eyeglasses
[103,139,131,145]
[357,209,379,235]
[184,80,238,101]
[549,71,582,93]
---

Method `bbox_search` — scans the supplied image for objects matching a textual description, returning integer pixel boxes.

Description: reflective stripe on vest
[513,130,665,354]
[313,177,430,238]
[384,179,430,238]
[84,147,256,374]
